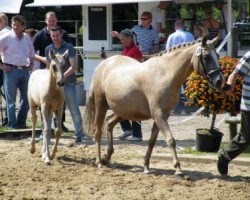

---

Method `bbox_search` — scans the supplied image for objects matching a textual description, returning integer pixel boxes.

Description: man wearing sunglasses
[131,12,159,56]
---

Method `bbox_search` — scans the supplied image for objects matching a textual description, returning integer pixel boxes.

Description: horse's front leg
[30,104,38,154]
[144,122,159,174]
[51,108,63,160]
[41,106,51,164]
[154,110,182,176]
[104,113,122,163]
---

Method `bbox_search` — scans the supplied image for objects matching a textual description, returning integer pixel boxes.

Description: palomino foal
[84,36,225,176]
[29,49,68,164]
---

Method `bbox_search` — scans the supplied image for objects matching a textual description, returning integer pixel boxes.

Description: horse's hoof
[97,163,102,168]
[143,168,150,174]
[44,160,51,165]
[30,148,35,154]
[50,155,55,160]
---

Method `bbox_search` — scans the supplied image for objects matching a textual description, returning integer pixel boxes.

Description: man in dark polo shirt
[33,11,70,69]
[33,11,70,131]
[45,25,85,143]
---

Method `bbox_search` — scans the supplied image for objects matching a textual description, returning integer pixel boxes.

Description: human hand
[1,64,12,72]
[111,31,119,37]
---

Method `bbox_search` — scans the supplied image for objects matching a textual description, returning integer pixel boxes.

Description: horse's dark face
[193,36,225,89]
[49,49,69,87]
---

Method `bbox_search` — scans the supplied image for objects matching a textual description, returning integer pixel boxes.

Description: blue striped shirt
[235,51,250,111]
[132,25,159,55]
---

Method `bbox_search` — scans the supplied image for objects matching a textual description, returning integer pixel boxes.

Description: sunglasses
[140,17,150,20]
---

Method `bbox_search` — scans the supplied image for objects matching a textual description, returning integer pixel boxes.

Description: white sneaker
[117,130,133,139]
[126,136,143,141]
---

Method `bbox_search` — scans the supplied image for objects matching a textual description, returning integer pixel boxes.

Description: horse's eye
[52,64,57,72]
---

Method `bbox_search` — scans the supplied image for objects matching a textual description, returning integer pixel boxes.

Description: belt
[4,63,27,70]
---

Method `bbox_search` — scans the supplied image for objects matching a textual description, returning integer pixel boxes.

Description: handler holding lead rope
[218,51,250,175]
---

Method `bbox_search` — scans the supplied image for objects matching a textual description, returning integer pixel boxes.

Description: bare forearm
[227,71,239,86]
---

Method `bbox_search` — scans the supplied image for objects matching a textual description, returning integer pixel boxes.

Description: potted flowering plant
[185,56,243,152]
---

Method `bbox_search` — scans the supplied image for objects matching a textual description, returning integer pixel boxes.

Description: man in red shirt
[112,29,143,141]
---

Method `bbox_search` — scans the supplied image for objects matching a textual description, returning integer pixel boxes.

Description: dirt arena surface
[0,110,249,199]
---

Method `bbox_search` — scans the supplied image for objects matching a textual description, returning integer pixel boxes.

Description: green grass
[179,145,250,158]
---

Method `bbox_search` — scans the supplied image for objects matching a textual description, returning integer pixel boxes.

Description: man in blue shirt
[166,20,195,49]
[45,25,85,143]
[166,20,195,114]
[131,11,159,55]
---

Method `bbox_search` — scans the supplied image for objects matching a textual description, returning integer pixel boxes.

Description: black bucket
[196,128,223,152]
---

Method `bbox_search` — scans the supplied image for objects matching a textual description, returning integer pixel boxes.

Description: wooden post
[228,26,239,58]
[75,20,82,74]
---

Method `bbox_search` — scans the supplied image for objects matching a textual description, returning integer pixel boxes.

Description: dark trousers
[223,110,250,160]
[120,120,142,138]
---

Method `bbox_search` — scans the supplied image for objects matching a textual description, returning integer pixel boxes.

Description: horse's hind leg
[94,101,108,167]
[144,122,159,174]
[154,111,182,176]
[51,108,63,160]
[30,103,38,154]
[103,113,122,163]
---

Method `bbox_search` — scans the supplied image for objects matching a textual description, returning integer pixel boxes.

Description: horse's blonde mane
[156,40,201,57]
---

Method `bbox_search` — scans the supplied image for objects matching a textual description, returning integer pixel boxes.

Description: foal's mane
[156,39,201,57]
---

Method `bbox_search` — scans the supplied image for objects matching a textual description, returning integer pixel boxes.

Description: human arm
[64,57,77,78]
[35,54,48,66]
[150,44,159,54]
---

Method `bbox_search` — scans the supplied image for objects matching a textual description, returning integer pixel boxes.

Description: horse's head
[192,35,225,89]
[49,49,69,87]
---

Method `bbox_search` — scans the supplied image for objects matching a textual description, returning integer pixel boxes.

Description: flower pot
[195,128,223,152]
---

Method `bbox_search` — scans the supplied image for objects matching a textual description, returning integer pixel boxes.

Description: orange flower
[185,56,243,116]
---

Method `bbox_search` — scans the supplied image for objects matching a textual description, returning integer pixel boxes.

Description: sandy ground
[0,108,249,199]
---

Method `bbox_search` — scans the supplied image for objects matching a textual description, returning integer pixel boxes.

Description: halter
[196,46,222,83]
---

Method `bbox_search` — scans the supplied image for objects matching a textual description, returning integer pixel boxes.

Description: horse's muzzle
[57,81,65,87]
[213,73,225,89]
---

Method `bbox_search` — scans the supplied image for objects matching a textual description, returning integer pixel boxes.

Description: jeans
[3,69,30,128]
[222,110,250,161]
[64,83,84,138]
[120,120,142,138]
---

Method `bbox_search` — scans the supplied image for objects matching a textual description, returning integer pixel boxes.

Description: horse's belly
[106,90,151,120]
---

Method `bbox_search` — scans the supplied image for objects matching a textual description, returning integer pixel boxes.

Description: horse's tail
[83,87,96,137]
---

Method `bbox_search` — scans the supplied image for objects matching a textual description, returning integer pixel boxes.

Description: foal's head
[49,49,69,87]
[192,35,225,89]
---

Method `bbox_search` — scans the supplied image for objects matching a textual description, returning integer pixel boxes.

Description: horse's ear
[49,49,56,59]
[211,34,221,47]
[62,50,69,60]
[201,34,208,47]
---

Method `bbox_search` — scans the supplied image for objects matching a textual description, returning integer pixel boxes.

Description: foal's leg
[103,113,122,163]
[94,102,108,167]
[30,104,38,154]
[144,122,159,174]
[51,108,63,160]
[154,111,182,175]
[41,105,51,164]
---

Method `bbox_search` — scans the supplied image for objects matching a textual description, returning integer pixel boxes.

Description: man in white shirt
[0,15,35,129]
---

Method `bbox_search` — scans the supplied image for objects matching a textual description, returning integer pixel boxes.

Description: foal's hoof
[174,173,191,181]
[44,160,52,165]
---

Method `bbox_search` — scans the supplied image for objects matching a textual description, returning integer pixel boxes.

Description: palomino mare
[84,36,225,176]
[29,49,68,164]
